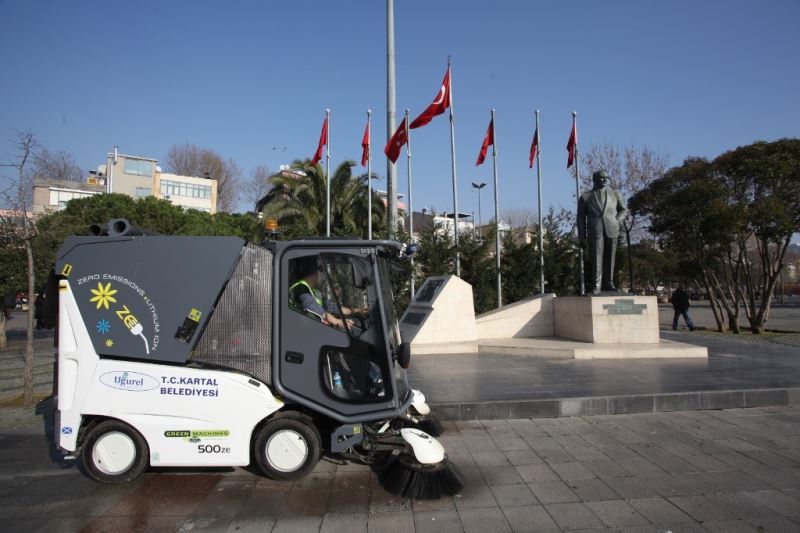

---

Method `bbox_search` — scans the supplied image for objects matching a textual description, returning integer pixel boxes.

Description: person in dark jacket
[34,293,46,329]
[671,285,695,331]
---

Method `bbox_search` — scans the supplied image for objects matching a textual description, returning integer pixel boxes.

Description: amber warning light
[264,219,279,232]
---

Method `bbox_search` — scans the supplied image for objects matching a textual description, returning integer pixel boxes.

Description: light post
[471,181,486,238]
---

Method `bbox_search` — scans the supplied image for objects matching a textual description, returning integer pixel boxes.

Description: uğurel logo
[99,371,159,392]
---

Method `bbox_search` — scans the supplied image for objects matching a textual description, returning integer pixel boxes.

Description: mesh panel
[193,244,273,385]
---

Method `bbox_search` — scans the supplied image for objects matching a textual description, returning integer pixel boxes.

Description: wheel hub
[92,431,136,475]
[265,429,308,472]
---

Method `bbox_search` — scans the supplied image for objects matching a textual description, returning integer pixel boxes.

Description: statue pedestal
[554,295,660,344]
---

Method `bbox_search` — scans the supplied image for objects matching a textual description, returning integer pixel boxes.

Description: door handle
[285,351,304,364]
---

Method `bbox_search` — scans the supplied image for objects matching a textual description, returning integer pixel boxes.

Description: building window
[124,159,153,177]
[159,179,212,199]
[135,187,151,198]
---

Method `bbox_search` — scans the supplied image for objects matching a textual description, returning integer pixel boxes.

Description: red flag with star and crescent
[476,117,494,166]
[529,126,539,169]
[410,68,451,129]
[361,119,370,167]
[566,118,577,168]
[311,116,328,166]
[384,118,408,163]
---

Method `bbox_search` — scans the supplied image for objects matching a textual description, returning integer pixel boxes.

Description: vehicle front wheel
[80,420,150,483]
[254,415,322,481]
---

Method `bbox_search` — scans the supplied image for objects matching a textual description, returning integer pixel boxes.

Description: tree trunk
[24,237,35,407]
[0,314,6,350]
[625,227,634,292]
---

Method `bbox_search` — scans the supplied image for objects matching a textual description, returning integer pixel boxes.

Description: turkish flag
[566,119,577,168]
[311,116,328,166]
[361,119,370,167]
[410,68,450,129]
[476,118,494,166]
[384,118,408,163]
[529,127,539,168]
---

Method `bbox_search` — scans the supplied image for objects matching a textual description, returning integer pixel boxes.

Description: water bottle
[333,371,344,394]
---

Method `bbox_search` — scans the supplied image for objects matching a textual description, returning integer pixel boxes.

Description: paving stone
[527,480,580,504]
[366,510,415,533]
[471,451,511,466]
[327,489,370,515]
[514,463,559,483]
[453,484,498,510]
[567,478,620,502]
[457,506,511,533]
[628,497,694,523]
[457,466,486,487]
[479,464,524,486]
[320,512,368,533]
[538,448,576,465]
[703,470,771,493]
[744,516,800,531]
[745,489,800,516]
[503,449,542,466]
[543,502,605,530]
[412,495,456,512]
[489,484,537,508]
[620,457,670,477]
[412,509,463,533]
[679,452,733,472]
[583,459,632,479]
[604,477,660,499]
[702,519,757,533]
[369,488,411,513]
[500,504,559,532]
[280,489,330,516]
[332,471,371,491]
[586,499,649,527]
[667,495,737,522]
[178,515,234,531]
[551,461,596,481]
[567,446,609,462]
[494,438,530,452]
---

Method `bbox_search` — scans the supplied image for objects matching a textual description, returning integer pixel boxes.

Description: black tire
[80,420,149,483]
[254,415,322,481]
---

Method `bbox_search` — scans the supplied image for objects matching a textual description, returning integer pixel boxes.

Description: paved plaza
[3,407,800,532]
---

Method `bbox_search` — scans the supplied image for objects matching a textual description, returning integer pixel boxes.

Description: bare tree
[241,165,271,212]
[164,144,241,212]
[0,131,38,406]
[582,142,670,290]
[32,148,83,182]
[502,208,538,231]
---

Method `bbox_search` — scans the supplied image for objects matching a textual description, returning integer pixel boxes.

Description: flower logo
[96,319,111,334]
[105,339,114,348]
[89,282,117,310]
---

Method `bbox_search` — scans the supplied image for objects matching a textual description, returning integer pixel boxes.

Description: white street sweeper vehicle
[52,219,460,499]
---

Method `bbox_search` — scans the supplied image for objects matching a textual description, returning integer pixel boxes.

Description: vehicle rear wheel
[254,415,322,481]
[80,420,149,483]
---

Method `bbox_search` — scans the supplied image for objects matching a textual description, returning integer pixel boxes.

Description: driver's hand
[345,318,354,329]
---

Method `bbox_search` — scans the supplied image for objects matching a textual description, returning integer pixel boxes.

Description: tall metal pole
[367,109,373,240]
[447,57,461,277]
[535,110,545,294]
[491,109,501,308]
[405,110,415,298]
[386,0,398,239]
[325,108,331,237]
[573,111,584,295]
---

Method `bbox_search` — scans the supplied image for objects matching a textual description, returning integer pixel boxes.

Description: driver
[289,255,366,330]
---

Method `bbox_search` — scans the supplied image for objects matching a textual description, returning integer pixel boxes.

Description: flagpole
[367,109,373,240]
[447,56,461,277]
[491,109,501,308]
[573,111,584,295]
[325,108,331,237]
[386,0,398,240]
[405,109,415,298]
[535,109,544,295]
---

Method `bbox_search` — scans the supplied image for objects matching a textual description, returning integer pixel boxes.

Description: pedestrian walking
[671,285,695,331]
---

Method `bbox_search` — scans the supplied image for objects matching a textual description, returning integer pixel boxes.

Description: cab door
[276,246,397,420]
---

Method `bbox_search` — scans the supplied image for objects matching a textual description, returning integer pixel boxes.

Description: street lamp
[471,181,486,238]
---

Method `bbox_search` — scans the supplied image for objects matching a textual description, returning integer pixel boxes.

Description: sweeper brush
[377,453,464,500]
[407,415,445,437]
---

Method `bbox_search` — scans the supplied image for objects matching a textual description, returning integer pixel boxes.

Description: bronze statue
[577,170,627,294]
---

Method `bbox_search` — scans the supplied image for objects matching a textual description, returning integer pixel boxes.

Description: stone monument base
[554,295,660,344]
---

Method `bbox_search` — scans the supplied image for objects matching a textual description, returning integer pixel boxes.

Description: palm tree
[260,159,386,239]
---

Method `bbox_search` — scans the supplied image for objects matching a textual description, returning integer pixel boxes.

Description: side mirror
[397,342,411,369]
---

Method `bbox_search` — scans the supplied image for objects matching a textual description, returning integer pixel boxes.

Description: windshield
[377,257,401,351]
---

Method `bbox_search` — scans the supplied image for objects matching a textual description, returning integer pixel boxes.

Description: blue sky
[1,0,798,217]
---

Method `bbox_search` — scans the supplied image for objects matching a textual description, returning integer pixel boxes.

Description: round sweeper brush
[377,453,464,500]
[409,415,445,438]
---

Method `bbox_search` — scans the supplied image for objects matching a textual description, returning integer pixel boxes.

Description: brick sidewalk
[3,407,800,532]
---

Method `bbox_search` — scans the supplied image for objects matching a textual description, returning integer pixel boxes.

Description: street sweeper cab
[53,219,460,499]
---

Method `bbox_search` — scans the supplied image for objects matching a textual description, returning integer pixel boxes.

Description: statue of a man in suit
[577,170,627,294]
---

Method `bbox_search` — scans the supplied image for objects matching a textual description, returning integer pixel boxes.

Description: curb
[431,387,800,421]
